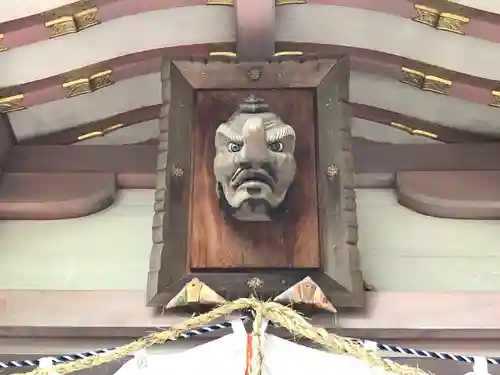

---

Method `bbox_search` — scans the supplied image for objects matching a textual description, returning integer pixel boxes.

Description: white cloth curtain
[113,321,395,375]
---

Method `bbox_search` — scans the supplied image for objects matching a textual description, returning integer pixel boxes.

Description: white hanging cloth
[113,319,397,375]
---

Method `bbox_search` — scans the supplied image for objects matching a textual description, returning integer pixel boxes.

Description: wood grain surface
[189,89,320,269]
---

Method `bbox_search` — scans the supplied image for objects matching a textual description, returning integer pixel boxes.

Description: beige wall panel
[357,189,500,291]
[276,4,500,81]
[0,189,153,290]
[0,6,235,86]
[1,189,500,291]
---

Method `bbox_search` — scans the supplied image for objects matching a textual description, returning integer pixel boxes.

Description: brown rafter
[349,102,499,143]
[18,102,499,146]
[20,105,161,145]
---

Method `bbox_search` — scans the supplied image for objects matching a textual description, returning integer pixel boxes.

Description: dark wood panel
[189,89,320,269]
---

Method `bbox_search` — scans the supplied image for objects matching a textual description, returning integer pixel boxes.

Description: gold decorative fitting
[165,278,226,310]
[490,90,500,108]
[171,164,184,178]
[401,67,425,88]
[45,7,100,38]
[89,69,113,90]
[389,122,438,140]
[0,94,25,114]
[77,123,124,141]
[0,34,7,52]
[73,7,100,31]
[274,276,337,313]
[327,164,339,178]
[412,5,440,27]
[247,277,264,289]
[422,75,452,95]
[206,0,234,5]
[436,13,470,35]
[274,51,303,57]
[247,67,262,81]
[63,78,92,98]
[45,16,77,38]
[276,0,307,4]
[412,5,469,35]
[63,69,114,98]
[401,67,451,95]
[209,52,237,57]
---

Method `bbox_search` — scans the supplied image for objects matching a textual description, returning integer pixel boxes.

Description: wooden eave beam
[235,0,275,60]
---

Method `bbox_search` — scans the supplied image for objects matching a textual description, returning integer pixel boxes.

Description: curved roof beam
[1,0,500,52]
[1,45,497,112]
[275,4,500,81]
[0,6,235,86]
[235,0,275,60]
[12,75,499,146]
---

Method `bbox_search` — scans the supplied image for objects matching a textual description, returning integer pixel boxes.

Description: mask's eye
[227,142,242,153]
[268,141,284,152]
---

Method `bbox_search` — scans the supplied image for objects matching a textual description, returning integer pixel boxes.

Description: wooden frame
[2,291,500,340]
[147,57,364,309]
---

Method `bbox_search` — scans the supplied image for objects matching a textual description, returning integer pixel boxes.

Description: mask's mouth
[230,168,274,191]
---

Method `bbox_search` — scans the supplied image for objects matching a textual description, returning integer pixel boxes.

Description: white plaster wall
[1,189,500,291]
[0,190,153,290]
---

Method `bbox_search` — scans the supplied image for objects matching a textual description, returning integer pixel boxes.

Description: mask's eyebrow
[216,125,244,143]
[267,124,295,142]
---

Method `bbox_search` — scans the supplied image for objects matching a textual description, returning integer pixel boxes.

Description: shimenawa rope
[14,298,433,375]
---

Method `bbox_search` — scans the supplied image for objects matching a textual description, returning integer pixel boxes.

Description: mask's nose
[239,117,269,166]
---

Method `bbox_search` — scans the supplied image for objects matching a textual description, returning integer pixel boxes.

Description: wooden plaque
[147,57,364,310]
[190,89,319,269]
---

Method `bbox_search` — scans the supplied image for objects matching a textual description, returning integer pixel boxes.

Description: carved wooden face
[213,98,296,222]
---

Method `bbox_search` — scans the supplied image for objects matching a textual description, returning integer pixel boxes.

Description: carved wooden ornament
[147,57,365,313]
[274,276,337,313]
[165,278,226,309]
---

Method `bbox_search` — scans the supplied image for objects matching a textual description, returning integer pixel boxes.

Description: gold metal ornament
[63,78,92,98]
[327,164,339,178]
[422,75,452,95]
[206,0,234,5]
[276,0,307,5]
[77,123,124,141]
[490,90,500,108]
[45,6,100,39]
[401,67,425,88]
[45,16,78,38]
[73,7,100,31]
[171,164,184,178]
[388,122,438,140]
[0,94,25,113]
[436,13,469,35]
[0,34,8,52]
[62,69,114,98]
[412,5,440,27]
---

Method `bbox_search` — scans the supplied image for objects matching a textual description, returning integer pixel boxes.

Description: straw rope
[14,298,433,375]
[250,306,265,375]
